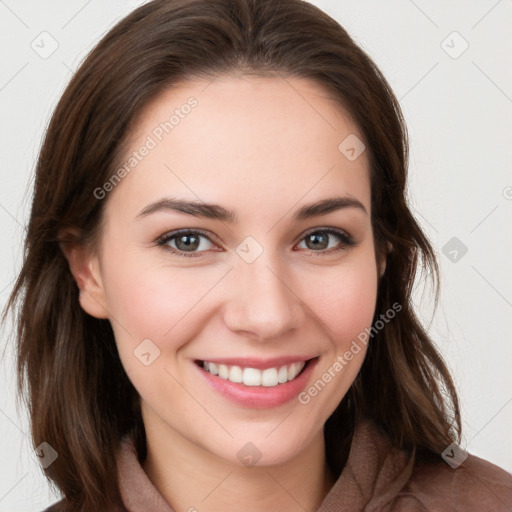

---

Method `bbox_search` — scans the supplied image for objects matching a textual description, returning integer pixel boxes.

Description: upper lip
[195,355,318,370]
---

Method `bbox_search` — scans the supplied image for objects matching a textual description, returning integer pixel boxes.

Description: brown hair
[3,0,461,510]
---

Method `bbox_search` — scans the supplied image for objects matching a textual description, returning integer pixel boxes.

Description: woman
[4,0,511,510]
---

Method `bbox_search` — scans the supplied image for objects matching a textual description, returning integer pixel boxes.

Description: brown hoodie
[44,420,512,511]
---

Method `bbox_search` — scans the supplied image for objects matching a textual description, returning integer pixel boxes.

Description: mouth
[193,355,320,408]
[194,357,317,387]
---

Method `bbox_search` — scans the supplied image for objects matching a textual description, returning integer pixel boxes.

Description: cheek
[104,266,201,334]
[100,258,218,404]
[102,239,379,350]
[303,254,379,347]
[292,252,378,425]
[100,245,227,359]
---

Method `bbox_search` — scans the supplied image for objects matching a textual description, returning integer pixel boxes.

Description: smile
[193,356,319,408]
[200,360,307,387]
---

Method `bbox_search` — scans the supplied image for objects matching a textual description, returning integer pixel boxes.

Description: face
[71,74,385,467]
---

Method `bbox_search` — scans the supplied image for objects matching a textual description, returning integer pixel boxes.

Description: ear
[378,241,393,279]
[59,230,109,319]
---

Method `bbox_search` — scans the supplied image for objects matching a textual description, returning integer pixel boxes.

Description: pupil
[307,233,327,250]
[177,234,198,251]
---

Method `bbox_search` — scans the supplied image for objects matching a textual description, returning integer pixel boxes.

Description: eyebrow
[136,195,368,222]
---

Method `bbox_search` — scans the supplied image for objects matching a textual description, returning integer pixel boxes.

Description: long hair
[3,0,460,509]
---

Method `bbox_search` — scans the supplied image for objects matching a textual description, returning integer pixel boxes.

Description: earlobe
[59,234,109,319]
[379,257,386,279]
[379,241,393,278]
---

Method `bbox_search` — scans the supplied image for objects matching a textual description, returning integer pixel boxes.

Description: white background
[1,1,511,510]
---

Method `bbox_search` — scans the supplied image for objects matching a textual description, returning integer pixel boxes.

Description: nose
[222,253,306,341]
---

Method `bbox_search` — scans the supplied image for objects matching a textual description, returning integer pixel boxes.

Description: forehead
[106,75,371,222]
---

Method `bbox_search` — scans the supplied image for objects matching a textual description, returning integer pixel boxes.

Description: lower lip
[194,358,319,409]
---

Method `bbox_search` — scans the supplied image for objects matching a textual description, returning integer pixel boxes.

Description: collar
[117,419,414,511]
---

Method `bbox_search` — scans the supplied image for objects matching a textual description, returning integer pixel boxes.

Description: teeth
[229,365,243,383]
[218,364,229,379]
[202,360,306,387]
[278,365,288,383]
[261,368,278,387]
[243,368,261,386]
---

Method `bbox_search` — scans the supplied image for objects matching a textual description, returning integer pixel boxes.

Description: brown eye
[175,233,201,251]
[304,232,330,250]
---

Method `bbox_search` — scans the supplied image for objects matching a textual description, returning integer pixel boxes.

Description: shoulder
[396,452,512,511]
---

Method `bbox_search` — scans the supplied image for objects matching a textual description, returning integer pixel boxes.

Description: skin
[64,74,387,512]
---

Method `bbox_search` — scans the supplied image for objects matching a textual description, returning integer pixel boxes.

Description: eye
[155,227,357,258]
[155,229,218,258]
[295,228,356,255]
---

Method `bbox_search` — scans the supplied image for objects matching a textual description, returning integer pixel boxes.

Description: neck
[141,405,336,512]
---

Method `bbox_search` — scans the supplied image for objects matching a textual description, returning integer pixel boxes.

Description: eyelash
[155,228,357,258]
